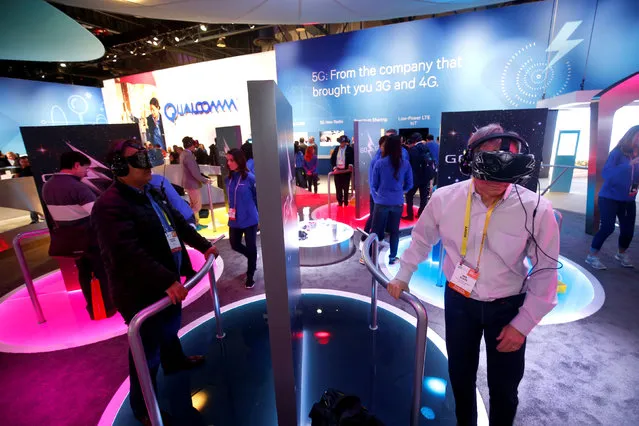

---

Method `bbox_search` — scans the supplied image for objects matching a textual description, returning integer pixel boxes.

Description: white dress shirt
[396,179,559,336]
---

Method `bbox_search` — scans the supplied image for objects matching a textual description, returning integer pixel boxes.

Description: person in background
[360,135,388,264]
[586,125,639,269]
[0,151,9,168]
[298,137,308,155]
[169,151,180,165]
[6,152,18,167]
[330,135,354,207]
[146,97,166,151]
[403,133,434,220]
[150,173,197,228]
[16,156,39,224]
[225,148,259,289]
[241,141,255,174]
[195,142,209,165]
[388,124,560,426]
[153,143,167,158]
[370,135,413,264]
[303,144,319,194]
[180,136,210,229]
[42,151,114,319]
[308,136,318,152]
[294,142,305,188]
[425,134,440,188]
[92,139,218,426]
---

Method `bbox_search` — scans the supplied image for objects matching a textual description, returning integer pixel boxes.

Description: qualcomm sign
[164,99,238,123]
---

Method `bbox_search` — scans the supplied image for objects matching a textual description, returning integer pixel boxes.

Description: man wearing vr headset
[92,139,218,425]
[387,124,560,426]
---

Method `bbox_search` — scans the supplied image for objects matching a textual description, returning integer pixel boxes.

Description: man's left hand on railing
[388,278,409,299]
[204,246,219,259]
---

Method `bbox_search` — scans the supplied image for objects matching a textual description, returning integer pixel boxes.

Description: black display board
[438,109,552,192]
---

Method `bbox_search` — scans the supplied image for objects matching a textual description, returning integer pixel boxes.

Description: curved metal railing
[362,233,428,426]
[129,235,225,426]
[327,167,354,217]
[12,228,51,324]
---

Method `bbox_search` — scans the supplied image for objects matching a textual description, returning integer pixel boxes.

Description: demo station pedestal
[298,219,355,266]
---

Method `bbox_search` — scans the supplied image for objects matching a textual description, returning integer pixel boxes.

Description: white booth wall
[102,51,277,149]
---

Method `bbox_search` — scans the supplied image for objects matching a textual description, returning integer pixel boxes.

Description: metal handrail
[129,235,225,426]
[12,228,50,324]
[362,234,428,426]
[540,163,588,196]
[205,181,217,231]
[327,166,354,218]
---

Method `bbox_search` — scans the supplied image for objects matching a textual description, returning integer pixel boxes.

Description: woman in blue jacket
[226,148,259,288]
[303,145,319,194]
[586,125,639,269]
[370,135,413,264]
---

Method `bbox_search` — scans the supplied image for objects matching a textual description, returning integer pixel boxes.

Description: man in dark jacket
[403,133,434,220]
[146,97,166,151]
[92,139,218,425]
[330,135,355,207]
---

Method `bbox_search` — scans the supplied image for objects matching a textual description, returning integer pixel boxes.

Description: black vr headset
[459,132,535,183]
[111,140,165,177]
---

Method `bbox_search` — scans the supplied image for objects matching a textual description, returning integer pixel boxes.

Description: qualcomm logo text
[164,99,238,123]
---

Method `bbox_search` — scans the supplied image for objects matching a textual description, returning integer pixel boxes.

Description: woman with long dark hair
[586,125,639,269]
[303,144,319,194]
[225,148,259,288]
[370,135,413,264]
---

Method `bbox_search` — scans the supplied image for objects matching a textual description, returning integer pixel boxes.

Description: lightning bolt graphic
[546,21,583,70]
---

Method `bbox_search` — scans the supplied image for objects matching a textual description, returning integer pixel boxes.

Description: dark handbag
[48,223,91,258]
[309,389,384,426]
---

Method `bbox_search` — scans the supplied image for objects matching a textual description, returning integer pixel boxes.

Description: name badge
[166,231,182,253]
[228,208,236,220]
[448,262,479,297]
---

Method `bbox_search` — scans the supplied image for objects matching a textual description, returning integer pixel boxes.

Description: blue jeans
[129,303,185,419]
[445,286,526,426]
[371,204,402,258]
[591,196,636,251]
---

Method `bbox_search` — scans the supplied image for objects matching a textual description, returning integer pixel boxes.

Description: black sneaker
[389,256,400,265]
[245,275,256,289]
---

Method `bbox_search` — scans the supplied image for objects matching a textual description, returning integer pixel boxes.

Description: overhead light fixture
[153,36,158,41]
[296,25,305,32]
[41,75,45,79]
[113,59,117,62]
[146,40,152,44]
[249,24,255,29]
[217,37,226,48]
[113,54,117,58]
[194,38,199,43]
[174,36,180,42]
[130,50,135,54]
[200,24,207,31]
[152,41,158,46]
[60,63,67,67]
[141,52,146,56]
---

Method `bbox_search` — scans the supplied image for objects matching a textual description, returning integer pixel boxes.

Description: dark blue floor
[113,293,457,425]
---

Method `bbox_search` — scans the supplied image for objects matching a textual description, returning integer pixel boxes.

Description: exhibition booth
[1,0,638,425]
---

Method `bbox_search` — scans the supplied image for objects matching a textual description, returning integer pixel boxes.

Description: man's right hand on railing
[166,282,188,304]
[388,278,409,299]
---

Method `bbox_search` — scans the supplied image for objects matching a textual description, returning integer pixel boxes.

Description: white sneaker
[615,252,634,268]
[585,254,607,270]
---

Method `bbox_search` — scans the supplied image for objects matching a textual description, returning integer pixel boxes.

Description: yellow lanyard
[460,183,498,271]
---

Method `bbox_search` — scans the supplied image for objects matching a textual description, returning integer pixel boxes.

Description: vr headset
[459,132,535,183]
[111,140,164,177]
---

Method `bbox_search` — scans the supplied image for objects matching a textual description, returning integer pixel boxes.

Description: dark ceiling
[0,0,540,88]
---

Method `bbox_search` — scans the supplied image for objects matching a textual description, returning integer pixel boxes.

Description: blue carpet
[113,293,456,425]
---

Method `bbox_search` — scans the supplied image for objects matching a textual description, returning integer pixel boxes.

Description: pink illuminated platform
[0,249,224,354]
[311,202,419,230]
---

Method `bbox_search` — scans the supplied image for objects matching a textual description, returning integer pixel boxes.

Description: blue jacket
[149,174,195,225]
[247,158,255,175]
[371,156,413,205]
[295,151,304,168]
[426,141,440,166]
[368,150,382,195]
[303,155,318,175]
[599,147,639,202]
[225,171,259,228]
